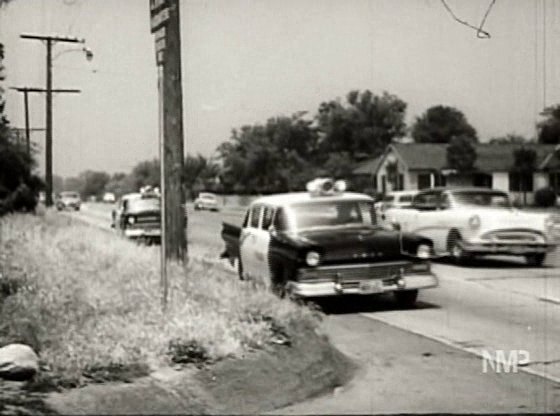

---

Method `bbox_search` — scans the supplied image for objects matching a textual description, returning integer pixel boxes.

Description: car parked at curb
[381,187,560,266]
[111,192,161,243]
[194,192,219,212]
[220,178,438,306]
[56,191,81,211]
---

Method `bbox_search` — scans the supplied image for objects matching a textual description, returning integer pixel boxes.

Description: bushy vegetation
[0,213,319,389]
[534,187,557,208]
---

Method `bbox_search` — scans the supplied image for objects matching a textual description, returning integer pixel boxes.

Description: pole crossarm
[10,87,81,93]
[20,34,84,44]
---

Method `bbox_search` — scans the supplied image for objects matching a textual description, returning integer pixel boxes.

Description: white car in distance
[194,192,220,212]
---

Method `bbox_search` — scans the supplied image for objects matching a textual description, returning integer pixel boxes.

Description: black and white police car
[220,178,438,307]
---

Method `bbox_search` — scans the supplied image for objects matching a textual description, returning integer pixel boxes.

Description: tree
[317,90,407,159]
[512,147,537,205]
[0,33,43,215]
[218,113,320,193]
[130,159,160,190]
[412,105,478,144]
[537,104,560,144]
[446,135,477,173]
[79,170,110,200]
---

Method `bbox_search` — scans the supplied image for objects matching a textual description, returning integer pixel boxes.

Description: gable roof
[353,155,383,175]
[354,143,558,174]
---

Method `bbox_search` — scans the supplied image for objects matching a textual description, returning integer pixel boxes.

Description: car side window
[242,209,250,227]
[249,205,261,228]
[273,208,288,231]
[261,205,275,230]
[413,192,438,211]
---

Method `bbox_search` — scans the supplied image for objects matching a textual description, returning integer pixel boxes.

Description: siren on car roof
[306,178,347,196]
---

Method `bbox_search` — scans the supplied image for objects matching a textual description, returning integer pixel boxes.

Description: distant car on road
[194,192,219,212]
[102,192,116,203]
[382,187,560,266]
[374,190,417,217]
[112,192,161,243]
[56,191,81,211]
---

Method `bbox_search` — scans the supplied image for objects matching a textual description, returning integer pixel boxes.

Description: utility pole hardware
[20,34,85,207]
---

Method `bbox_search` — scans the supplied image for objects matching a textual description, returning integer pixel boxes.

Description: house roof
[353,143,559,174]
[353,155,383,175]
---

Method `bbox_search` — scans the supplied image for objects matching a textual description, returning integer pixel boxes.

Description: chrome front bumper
[462,241,555,255]
[124,228,161,238]
[287,272,438,298]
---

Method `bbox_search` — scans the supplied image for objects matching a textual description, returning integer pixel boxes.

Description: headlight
[468,215,480,229]
[305,251,320,267]
[127,216,135,225]
[416,244,431,259]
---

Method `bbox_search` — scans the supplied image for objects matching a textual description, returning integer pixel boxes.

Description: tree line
[59,89,560,201]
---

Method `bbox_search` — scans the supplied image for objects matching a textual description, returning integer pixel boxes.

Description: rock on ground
[0,343,39,381]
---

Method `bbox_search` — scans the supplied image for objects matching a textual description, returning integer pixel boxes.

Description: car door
[253,204,275,281]
[408,191,442,240]
[239,204,262,279]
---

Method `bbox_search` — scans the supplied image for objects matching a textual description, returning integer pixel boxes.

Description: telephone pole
[150,0,187,309]
[10,87,80,157]
[20,34,85,207]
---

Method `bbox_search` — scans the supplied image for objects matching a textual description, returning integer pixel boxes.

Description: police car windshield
[128,197,160,211]
[289,200,375,230]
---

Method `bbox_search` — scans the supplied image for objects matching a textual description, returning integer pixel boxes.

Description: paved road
[73,203,560,413]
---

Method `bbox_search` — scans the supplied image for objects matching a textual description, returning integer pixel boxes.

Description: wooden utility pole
[162,0,186,262]
[150,0,187,309]
[20,34,84,207]
[10,87,80,157]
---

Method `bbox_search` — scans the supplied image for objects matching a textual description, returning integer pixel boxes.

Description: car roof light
[306,178,346,196]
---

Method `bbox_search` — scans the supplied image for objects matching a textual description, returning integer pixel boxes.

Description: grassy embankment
[0,211,320,390]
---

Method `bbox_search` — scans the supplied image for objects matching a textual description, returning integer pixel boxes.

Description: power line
[440,0,497,38]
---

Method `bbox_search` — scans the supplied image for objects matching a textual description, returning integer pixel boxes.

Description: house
[352,142,560,204]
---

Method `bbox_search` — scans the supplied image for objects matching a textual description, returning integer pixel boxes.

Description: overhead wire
[440,0,497,38]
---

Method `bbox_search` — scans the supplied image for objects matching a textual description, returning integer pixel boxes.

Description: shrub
[534,187,557,207]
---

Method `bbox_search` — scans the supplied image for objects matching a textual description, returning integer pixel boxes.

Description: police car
[220,178,438,306]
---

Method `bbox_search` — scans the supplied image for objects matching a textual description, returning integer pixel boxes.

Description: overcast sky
[1,0,559,177]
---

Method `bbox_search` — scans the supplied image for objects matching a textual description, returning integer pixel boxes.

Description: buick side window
[273,208,288,231]
[250,205,261,228]
[261,206,274,230]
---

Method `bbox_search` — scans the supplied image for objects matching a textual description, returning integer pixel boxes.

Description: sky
[1,0,559,178]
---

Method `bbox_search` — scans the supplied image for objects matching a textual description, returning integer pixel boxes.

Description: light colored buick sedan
[383,187,560,266]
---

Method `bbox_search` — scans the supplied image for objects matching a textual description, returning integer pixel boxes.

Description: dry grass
[0,212,320,388]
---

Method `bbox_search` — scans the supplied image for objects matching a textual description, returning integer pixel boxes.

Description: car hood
[464,207,548,231]
[289,226,418,263]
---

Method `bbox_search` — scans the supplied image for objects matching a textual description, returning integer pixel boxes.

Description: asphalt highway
[73,203,560,413]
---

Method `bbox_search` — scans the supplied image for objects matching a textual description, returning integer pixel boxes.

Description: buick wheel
[525,253,546,267]
[447,231,470,265]
[394,289,418,308]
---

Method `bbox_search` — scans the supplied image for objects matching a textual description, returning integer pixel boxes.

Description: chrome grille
[482,229,544,243]
[298,261,413,282]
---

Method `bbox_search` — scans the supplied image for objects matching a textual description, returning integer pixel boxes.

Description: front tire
[447,231,470,265]
[525,253,546,267]
[394,289,419,308]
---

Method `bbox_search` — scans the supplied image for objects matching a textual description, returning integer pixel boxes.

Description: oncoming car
[375,190,417,218]
[194,192,219,211]
[383,187,560,266]
[220,178,438,306]
[56,191,81,211]
[112,192,161,243]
